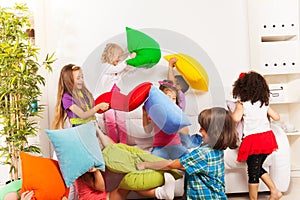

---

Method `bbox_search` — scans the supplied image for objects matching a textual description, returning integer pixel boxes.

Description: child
[52,64,109,129]
[75,126,178,200]
[167,57,202,149]
[75,167,176,200]
[137,107,238,199]
[142,80,189,160]
[167,57,189,111]
[51,64,109,200]
[231,71,282,200]
[99,43,135,144]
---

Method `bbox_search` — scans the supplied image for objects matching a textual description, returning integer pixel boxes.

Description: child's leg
[260,173,282,200]
[257,154,282,200]
[115,110,127,144]
[247,154,261,200]
[104,109,118,142]
[94,121,115,149]
[137,173,175,200]
[248,183,259,200]
[109,189,129,200]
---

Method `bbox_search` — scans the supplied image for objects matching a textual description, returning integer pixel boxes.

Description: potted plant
[0,3,56,181]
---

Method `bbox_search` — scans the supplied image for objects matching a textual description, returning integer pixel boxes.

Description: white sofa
[224,123,291,193]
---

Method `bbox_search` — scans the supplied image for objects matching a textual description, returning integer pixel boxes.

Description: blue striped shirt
[180,144,226,200]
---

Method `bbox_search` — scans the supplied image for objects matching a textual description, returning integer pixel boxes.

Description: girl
[142,80,189,160]
[52,64,109,200]
[167,57,189,111]
[137,107,238,200]
[99,43,135,144]
[52,64,109,129]
[231,71,282,200]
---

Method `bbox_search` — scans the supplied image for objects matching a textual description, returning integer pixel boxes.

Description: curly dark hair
[232,71,270,107]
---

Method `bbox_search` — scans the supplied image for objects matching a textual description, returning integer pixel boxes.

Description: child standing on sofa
[231,71,282,200]
[99,43,136,144]
[137,107,238,199]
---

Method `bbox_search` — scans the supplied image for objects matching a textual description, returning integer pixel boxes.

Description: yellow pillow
[164,54,209,91]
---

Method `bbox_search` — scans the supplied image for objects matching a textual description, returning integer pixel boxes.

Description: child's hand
[20,191,34,200]
[98,102,110,111]
[130,52,136,58]
[169,57,178,67]
[88,167,97,172]
[136,162,146,170]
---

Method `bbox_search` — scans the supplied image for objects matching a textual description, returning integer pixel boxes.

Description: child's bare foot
[269,189,282,200]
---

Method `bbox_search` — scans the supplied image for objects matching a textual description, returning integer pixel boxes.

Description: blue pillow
[144,86,191,134]
[45,123,105,187]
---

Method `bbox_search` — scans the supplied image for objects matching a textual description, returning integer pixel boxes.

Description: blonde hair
[52,64,94,129]
[100,43,125,64]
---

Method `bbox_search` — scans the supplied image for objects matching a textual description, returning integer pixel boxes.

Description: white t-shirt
[243,101,271,137]
[94,58,136,97]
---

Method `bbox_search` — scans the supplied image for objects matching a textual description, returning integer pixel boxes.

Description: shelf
[286,131,300,136]
[270,100,300,105]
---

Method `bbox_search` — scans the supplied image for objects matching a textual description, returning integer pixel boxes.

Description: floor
[227,177,300,200]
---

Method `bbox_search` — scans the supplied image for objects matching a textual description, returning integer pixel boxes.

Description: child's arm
[69,103,109,119]
[136,159,185,171]
[142,106,153,134]
[82,168,106,192]
[178,126,189,135]
[167,58,178,84]
[231,101,244,123]
[267,106,280,121]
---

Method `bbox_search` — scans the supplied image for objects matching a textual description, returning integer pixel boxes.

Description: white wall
[37,0,250,123]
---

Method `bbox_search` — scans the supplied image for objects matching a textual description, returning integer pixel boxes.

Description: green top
[0,180,22,200]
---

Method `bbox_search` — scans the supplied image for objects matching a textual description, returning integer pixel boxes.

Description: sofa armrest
[269,123,290,192]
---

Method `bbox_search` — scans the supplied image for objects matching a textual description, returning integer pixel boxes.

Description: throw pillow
[45,123,105,187]
[164,53,209,91]
[144,86,191,134]
[19,152,69,199]
[126,27,161,68]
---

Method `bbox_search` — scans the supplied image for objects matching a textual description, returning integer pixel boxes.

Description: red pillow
[19,152,69,200]
[94,92,113,114]
[126,82,152,111]
[95,82,152,113]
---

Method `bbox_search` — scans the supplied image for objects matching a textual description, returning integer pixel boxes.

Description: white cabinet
[247,0,300,175]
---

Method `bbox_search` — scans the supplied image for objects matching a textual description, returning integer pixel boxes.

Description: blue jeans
[151,144,188,160]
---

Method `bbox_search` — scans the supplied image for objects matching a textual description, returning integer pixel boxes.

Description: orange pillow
[19,152,69,200]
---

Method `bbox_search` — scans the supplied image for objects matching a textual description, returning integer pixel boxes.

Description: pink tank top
[75,178,108,200]
[153,124,181,147]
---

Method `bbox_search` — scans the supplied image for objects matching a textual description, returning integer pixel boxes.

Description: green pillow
[126,27,161,68]
[103,143,182,190]
[0,180,22,200]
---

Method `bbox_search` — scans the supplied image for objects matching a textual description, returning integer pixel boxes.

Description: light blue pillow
[144,86,191,134]
[45,123,105,187]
